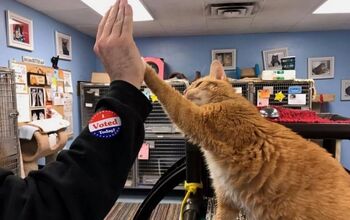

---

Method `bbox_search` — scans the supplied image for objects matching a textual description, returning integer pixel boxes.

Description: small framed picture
[262,48,288,70]
[30,87,45,108]
[308,57,335,79]
[341,80,350,101]
[211,49,236,70]
[31,109,45,121]
[55,31,72,60]
[6,10,34,51]
[28,72,46,86]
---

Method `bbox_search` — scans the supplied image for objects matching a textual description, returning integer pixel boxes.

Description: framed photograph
[308,57,335,79]
[28,72,46,86]
[31,109,45,121]
[262,48,288,70]
[55,31,72,60]
[30,87,45,108]
[341,80,350,101]
[6,10,34,51]
[211,49,236,70]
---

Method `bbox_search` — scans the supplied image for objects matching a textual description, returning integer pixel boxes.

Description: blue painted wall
[130,32,350,168]
[0,0,96,141]
[1,0,350,169]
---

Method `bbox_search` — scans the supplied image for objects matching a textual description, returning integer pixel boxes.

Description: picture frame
[211,49,236,70]
[341,80,350,101]
[29,87,45,108]
[308,57,335,79]
[55,31,72,60]
[28,72,46,86]
[262,48,288,70]
[31,109,45,121]
[6,10,34,51]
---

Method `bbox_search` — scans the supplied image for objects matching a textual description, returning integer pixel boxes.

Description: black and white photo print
[30,87,45,107]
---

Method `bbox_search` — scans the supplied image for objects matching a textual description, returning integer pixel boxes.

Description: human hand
[94,0,145,89]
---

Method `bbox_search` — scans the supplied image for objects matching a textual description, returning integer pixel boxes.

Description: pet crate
[136,133,186,187]
[230,80,250,100]
[78,82,135,185]
[142,79,188,134]
[79,82,110,130]
[79,80,189,188]
[134,80,188,188]
[0,67,20,175]
[251,80,313,109]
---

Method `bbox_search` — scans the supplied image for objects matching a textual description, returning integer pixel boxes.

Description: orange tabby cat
[144,60,350,220]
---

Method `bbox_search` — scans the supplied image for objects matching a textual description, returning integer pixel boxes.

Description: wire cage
[79,82,110,130]
[252,80,313,109]
[0,67,20,175]
[79,81,188,188]
[230,81,250,100]
[135,80,188,188]
[136,134,186,187]
[142,80,188,133]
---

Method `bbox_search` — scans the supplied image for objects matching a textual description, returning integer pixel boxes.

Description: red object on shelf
[262,106,350,124]
[144,57,164,80]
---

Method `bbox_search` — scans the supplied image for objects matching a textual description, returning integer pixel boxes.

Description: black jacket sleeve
[0,80,152,220]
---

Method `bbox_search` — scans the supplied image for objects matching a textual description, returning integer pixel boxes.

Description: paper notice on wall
[16,84,28,94]
[63,93,73,137]
[257,90,269,107]
[259,89,271,98]
[288,94,306,105]
[11,62,27,84]
[234,87,242,95]
[46,71,53,86]
[57,81,64,94]
[16,94,31,123]
[257,97,269,107]
[63,70,73,93]
[263,86,274,95]
[51,77,57,91]
[53,92,65,105]
[138,143,150,160]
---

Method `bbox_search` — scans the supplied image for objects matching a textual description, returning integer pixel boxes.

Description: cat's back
[261,122,350,219]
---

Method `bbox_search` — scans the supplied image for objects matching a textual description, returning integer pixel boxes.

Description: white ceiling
[17,0,350,38]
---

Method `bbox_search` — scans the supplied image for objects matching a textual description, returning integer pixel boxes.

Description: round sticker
[88,110,122,139]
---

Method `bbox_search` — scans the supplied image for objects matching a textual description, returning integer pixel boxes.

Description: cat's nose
[183,89,188,96]
[184,91,193,100]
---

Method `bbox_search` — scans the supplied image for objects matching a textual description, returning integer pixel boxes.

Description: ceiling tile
[292,14,350,32]
[18,0,88,11]
[15,0,350,37]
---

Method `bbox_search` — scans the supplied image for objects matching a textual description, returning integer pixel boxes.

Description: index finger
[120,3,133,38]
[96,7,112,40]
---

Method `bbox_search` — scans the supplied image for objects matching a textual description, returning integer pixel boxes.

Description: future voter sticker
[88,110,122,139]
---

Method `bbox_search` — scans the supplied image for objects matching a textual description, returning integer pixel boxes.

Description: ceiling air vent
[207,1,260,18]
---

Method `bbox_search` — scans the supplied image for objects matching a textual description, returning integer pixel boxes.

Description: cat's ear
[209,60,227,80]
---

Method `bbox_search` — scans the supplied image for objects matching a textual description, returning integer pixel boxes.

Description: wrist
[110,77,142,89]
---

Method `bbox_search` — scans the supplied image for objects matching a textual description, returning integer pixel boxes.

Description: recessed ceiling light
[313,0,350,14]
[81,0,153,21]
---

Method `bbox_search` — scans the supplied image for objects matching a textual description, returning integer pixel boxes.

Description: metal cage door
[0,68,20,175]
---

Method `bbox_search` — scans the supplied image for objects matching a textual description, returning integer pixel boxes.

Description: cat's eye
[195,81,203,87]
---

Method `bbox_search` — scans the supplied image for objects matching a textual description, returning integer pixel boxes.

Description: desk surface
[281,123,350,140]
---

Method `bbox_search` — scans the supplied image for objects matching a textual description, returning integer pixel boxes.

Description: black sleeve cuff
[95,80,152,121]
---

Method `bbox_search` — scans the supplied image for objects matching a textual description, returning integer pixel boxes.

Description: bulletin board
[10,61,74,138]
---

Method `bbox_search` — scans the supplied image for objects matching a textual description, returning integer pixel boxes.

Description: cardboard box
[312,94,336,113]
[91,72,110,84]
[261,70,296,80]
[313,94,336,103]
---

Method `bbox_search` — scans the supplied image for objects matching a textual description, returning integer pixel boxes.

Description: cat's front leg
[215,195,240,220]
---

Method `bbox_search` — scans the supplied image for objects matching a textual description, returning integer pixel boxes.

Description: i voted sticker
[88,110,121,139]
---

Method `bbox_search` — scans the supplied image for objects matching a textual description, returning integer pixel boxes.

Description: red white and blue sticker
[88,110,122,139]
